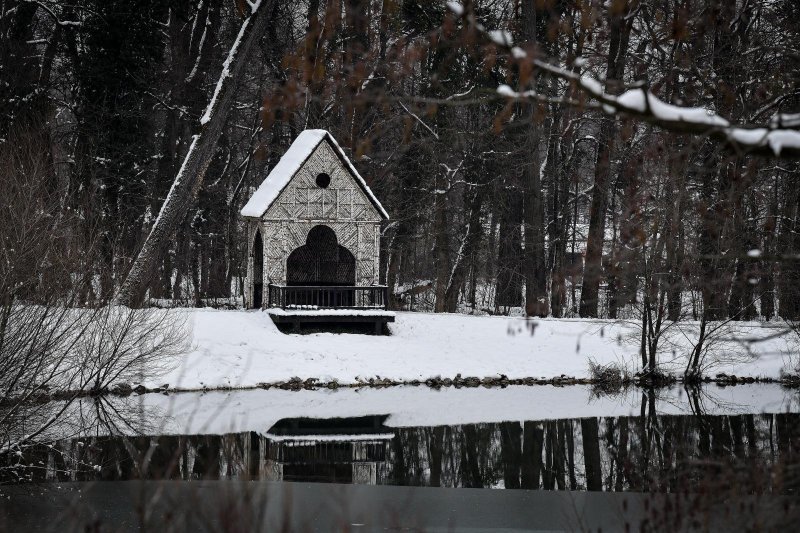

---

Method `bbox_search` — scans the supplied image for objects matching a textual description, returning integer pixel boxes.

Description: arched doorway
[286,225,355,307]
[252,231,264,309]
[287,225,355,286]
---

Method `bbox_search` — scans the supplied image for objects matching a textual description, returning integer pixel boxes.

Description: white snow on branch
[187,1,204,53]
[578,75,603,97]
[462,10,800,157]
[613,88,728,127]
[511,46,528,59]
[446,221,470,290]
[445,85,476,100]
[771,112,800,129]
[487,30,513,47]
[727,128,800,156]
[24,0,81,27]
[445,1,464,16]
[496,84,574,106]
[496,84,517,98]
[500,61,800,156]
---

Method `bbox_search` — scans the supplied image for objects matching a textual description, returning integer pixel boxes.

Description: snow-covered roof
[240,129,389,219]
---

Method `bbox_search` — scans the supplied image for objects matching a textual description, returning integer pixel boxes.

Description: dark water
[4,410,800,495]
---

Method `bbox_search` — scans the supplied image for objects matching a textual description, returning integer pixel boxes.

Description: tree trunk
[495,191,524,310]
[433,183,451,313]
[500,422,522,489]
[303,0,325,127]
[428,427,444,487]
[581,417,603,491]
[548,110,568,318]
[518,0,548,318]
[117,1,276,307]
[579,2,631,317]
[521,421,543,489]
[697,147,729,320]
[462,425,483,488]
[444,188,484,312]
[760,175,779,319]
[666,150,688,321]
[778,177,800,319]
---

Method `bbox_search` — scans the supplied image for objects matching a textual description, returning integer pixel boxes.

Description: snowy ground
[143,309,798,390]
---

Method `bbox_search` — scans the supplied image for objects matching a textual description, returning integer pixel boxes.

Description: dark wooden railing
[268,284,389,310]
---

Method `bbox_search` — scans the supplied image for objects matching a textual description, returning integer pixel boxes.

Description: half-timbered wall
[245,140,383,307]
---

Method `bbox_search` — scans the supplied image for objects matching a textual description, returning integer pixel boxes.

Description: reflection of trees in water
[386,412,800,493]
[1,431,258,483]
[3,412,799,493]
[1,396,172,482]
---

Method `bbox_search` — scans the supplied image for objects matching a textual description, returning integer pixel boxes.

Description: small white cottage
[240,130,391,329]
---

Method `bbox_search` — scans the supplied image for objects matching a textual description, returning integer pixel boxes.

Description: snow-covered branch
[448,3,800,158]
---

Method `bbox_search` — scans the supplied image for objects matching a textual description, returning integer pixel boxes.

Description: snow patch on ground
[146,310,796,390]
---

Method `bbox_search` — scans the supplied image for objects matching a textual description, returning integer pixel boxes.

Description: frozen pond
[3,384,799,486]
[2,384,799,530]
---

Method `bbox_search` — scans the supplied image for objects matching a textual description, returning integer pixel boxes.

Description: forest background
[3,0,800,323]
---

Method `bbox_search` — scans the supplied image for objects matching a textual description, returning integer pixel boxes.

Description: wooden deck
[266,284,394,334]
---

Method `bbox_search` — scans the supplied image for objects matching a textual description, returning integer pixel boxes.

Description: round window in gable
[315,172,331,188]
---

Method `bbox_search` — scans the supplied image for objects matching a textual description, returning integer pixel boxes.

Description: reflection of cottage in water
[261,416,392,484]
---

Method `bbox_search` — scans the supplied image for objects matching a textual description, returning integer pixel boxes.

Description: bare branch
[451,5,800,158]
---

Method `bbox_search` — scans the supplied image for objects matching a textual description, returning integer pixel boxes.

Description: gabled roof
[240,129,389,220]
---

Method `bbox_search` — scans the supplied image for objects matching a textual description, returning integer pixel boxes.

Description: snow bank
[146,310,796,390]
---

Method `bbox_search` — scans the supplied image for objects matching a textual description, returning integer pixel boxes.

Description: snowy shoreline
[31,383,800,440]
[127,309,800,392]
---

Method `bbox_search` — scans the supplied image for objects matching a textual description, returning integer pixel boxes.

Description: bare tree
[0,128,186,456]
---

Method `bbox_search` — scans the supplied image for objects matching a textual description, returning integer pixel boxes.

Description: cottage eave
[260,217,384,224]
[323,134,390,221]
[239,130,389,221]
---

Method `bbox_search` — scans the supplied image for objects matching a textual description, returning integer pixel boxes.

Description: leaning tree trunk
[116,1,275,307]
